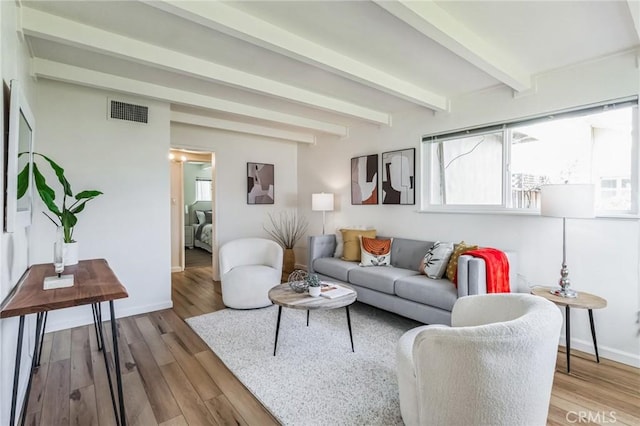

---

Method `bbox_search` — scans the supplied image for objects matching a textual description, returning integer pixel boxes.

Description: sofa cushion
[349,266,419,295]
[395,275,458,311]
[341,229,377,261]
[387,237,435,271]
[360,236,392,266]
[313,257,360,282]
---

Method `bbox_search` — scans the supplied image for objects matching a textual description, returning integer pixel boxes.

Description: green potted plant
[306,273,321,297]
[18,152,103,265]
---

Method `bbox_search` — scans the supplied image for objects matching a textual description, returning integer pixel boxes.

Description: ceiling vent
[109,99,148,124]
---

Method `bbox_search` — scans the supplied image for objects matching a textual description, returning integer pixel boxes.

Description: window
[195,178,212,201]
[424,99,637,214]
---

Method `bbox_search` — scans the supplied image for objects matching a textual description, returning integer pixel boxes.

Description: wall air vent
[109,99,148,124]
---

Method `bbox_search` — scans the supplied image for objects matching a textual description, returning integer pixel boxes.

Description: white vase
[63,242,79,266]
[309,286,321,297]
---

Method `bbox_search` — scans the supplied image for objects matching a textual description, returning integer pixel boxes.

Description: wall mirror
[5,79,35,232]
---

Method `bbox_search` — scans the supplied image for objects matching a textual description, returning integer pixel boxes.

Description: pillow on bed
[195,210,205,225]
[205,210,213,224]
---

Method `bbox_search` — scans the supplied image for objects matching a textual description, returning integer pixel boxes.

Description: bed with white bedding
[189,201,213,253]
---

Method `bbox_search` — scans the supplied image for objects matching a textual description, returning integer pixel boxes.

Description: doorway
[169,148,218,279]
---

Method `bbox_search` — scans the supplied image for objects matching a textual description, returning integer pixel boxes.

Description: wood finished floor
[25,266,640,425]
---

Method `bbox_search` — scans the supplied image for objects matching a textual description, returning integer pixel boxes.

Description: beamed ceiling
[20,0,640,144]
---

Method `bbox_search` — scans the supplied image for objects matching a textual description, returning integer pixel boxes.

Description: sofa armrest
[307,234,337,274]
[456,250,517,297]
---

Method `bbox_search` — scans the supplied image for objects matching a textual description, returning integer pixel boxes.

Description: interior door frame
[169,146,218,280]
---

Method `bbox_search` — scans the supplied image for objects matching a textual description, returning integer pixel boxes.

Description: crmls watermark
[566,411,617,423]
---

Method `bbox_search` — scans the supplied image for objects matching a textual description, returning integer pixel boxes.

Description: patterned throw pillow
[446,241,479,284]
[420,241,454,279]
[360,237,392,266]
[341,229,377,261]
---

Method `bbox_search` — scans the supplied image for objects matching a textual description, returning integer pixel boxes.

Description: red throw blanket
[464,248,510,293]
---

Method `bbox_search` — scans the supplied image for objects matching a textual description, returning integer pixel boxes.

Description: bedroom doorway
[169,148,218,278]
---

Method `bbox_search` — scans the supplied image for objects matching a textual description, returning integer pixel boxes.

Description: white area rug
[186,302,421,425]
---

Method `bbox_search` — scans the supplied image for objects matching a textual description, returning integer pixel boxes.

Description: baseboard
[44,300,174,333]
[171,266,183,273]
[559,336,640,368]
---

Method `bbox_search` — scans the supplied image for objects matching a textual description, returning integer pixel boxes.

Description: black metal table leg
[92,303,103,350]
[273,306,283,356]
[588,309,600,363]
[346,306,354,352]
[19,313,45,426]
[10,315,26,426]
[306,310,310,327]
[36,311,48,367]
[94,303,121,426]
[566,305,571,373]
[110,301,127,426]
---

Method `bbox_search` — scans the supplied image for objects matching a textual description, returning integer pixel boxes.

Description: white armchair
[219,238,283,309]
[397,293,562,426]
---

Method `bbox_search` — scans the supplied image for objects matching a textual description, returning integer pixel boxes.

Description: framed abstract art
[351,154,378,205]
[382,148,415,205]
[247,162,274,204]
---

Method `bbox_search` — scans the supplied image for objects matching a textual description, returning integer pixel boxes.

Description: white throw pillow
[420,241,454,279]
[359,236,392,267]
[195,210,205,225]
[333,225,374,258]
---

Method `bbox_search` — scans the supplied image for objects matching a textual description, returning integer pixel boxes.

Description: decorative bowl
[289,280,309,293]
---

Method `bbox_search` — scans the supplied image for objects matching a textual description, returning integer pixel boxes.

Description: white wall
[171,123,299,272]
[0,2,39,424]
[298,51,640,367]
[28,80,173,333]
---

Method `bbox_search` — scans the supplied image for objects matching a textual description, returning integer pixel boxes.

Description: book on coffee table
[320,283,354,299]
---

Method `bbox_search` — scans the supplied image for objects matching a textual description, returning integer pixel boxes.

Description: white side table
[531,287,607,373]
[184,225,194,249]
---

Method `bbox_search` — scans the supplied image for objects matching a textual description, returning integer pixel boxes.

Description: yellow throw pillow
[341,229,377,261]
[446,241,479,284]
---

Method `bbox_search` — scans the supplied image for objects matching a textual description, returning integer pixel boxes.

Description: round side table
[531,287,607,373]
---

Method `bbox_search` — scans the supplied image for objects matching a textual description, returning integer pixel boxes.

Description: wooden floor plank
[70,327,94,390]
[50,328,72,362]
[135,316,176,366]
[40,359,70,425]
[69,384,98,426]
[123,371,159,426]
[158,415,189,426]
[205,394,249,426]
[161,332,222,401]
[160,362,218,426]
[128,340,182,423]
[89,345,117,426]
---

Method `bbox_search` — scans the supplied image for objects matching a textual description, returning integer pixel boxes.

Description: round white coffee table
[268,283,357,356]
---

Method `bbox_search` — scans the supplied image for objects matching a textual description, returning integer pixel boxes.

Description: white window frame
[420,97,639,217]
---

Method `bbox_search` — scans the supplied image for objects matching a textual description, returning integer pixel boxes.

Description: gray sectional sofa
[307,234,516,325]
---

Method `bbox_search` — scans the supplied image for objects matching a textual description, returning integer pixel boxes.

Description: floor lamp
[540,183,595,298]
[312,193,334,235]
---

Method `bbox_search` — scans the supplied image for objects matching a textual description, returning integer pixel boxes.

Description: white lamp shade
[540,184,595,218]
[312,193,334,212]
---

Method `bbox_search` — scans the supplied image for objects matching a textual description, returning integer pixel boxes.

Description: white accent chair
[219,238,283,309]
[397,293,562,426]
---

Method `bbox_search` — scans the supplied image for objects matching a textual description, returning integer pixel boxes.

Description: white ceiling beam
[32,59,348,136]
[21,7,389,126]
[171,111,316,144]
[627,0,640,42]
[375,0,531,92]
[143,0,449,111]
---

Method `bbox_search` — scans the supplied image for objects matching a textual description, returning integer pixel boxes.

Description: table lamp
[540,183,595,298]
[312,193,334,235]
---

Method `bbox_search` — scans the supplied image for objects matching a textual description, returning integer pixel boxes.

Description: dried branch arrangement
[264,210,309,249]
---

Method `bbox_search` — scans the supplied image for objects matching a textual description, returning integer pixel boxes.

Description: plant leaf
[75,190,103,200]
[35,153,73,197]
[70,200,88,214]
[17,163,30,199]
[32,163,61,216]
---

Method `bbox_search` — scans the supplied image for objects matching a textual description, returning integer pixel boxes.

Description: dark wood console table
[0,259,128,426]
